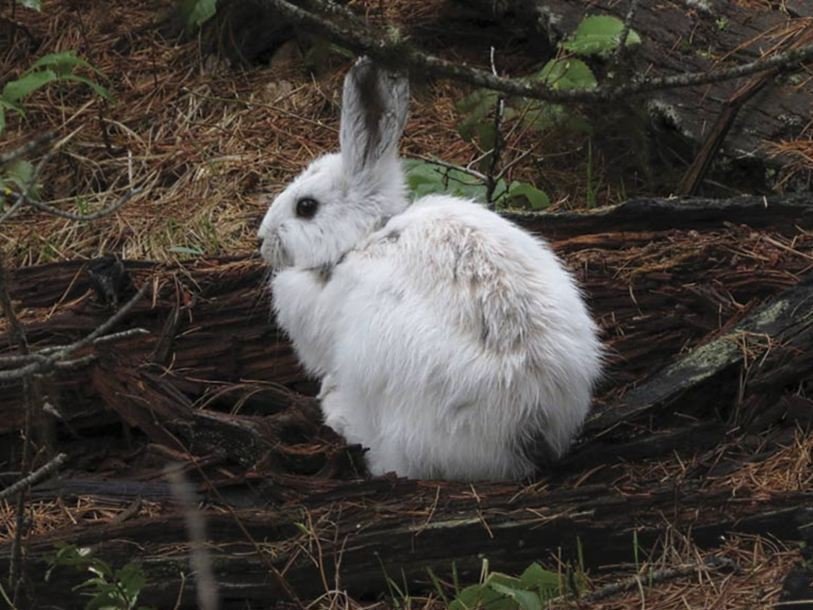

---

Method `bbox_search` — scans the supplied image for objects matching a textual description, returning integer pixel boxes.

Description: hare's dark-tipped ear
[340,57,409,175]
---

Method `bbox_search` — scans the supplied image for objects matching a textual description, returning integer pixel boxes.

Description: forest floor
[1,0,813,609]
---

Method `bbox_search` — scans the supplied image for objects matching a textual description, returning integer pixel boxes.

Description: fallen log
[2,194,812,437]
[583,272,813,437]
[6,481,812,608]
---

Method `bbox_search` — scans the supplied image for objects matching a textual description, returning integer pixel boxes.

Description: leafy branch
[259,0,813,102]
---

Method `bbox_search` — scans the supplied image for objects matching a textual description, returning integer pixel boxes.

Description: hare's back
[348,194,594,358]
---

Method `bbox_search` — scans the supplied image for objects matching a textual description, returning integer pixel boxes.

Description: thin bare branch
[22,187,139,222]
[261,0,813,102]
[0,286,149,381]
[0,362,42,381]
[1,133,136,224]
[485,46,505,209]
[0,132,56,167]
[413,155,487,181]
[53,283,149,358]
[581,557,739,602]
[612,0,641,64]
[0,454,67,502]
[0,145,55,226]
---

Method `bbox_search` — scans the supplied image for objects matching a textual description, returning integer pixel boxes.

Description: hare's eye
[295,197,319,219]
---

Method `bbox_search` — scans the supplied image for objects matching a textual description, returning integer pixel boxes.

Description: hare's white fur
[259,58,601,481]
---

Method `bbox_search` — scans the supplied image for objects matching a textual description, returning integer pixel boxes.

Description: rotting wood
[3,482,811,609]
[505,192,813,238]
[582,272,813,437]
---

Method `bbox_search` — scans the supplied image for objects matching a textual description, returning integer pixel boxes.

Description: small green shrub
[449,562,565,610]
[455,14,641,176]
[404,159,550,210]
[176,0,218,29]
[0,51,110,135]
[46,543,153,610]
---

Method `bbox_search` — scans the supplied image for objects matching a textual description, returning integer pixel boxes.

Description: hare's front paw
[271,268,335,377]
[319,384,370,447]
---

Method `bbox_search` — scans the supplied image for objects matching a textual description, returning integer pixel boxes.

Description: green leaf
[519,563,559,589]
[489,582,543,610]
[116,563,147,601]
[403,159,506,203]
[456,89,500,141]
[518,563,561,600]
[506,181,550,210]
[178,0,218,29]
[169,245,205,256]
[2,69,57,103]
[450,583,515,610]
[519,101,591,134]
[15,0,41,10]
[46,544,93,581]
[29,51,94,75]
[3,159,37,196]
[536,58,597,90]
[561,15,641,57]
[85,587,125,610]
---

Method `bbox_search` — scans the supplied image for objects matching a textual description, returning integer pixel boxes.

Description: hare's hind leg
[319,381,413,477]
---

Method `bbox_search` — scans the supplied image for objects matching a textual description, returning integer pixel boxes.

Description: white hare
[258,58,602,481]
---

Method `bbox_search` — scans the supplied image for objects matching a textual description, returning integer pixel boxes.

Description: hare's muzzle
[259,230,292,270]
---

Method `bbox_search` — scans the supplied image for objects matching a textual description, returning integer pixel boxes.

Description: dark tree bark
[2,195,813,608]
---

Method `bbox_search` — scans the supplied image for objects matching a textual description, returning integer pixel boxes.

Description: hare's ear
[340,57,409,176]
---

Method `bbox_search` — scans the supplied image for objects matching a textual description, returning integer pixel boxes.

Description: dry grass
[576,535,799,610]
[2,1,811,265]
[0,496,164,544]
[0,0,489,265]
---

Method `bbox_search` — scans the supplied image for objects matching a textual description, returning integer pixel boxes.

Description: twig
[494,148,534,182]
[485,47,505,209]
[1,135,137,224]
[412,155,487,181]
[580,557,738,602]
[677,71,777,196]
[53,283,149,358]
[612,0,641,65]
[0,285,149,381]
[0,132,56,167]
[161,435,305,608]
[22,187,139,222]
[166,466,219,610]
[0,454,67,502]
[0,328,149,370]
[261,0,813,102]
